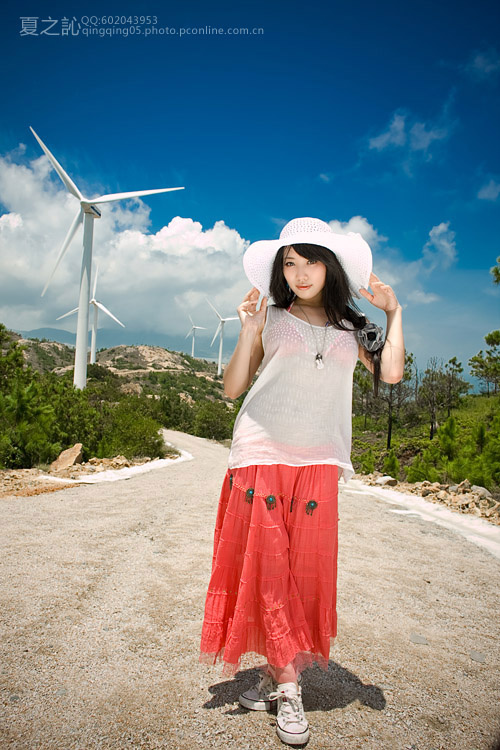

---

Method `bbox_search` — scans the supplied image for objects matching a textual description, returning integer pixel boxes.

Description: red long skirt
[199,463,339,676]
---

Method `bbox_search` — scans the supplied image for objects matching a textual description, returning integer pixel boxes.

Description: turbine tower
[185,315,206,358]
[57,266,125,365]
[31,126,184,389]
[206,299,238,376]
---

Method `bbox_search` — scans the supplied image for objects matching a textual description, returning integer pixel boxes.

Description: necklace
[294,301,330,370]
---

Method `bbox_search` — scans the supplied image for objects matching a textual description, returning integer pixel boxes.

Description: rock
[410,632,429,645]
[469,650,486,663]
[471,485,492,498]
[375,475,398,486]
[50,444,83,472]
[449,485,459,493]
[452,494,474,508]
[119,381,143,395]
[112,456,130,468]
[436,490,450,502]
[457,479,471,492]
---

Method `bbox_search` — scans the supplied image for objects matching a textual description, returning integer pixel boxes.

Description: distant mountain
[15,327,237,362]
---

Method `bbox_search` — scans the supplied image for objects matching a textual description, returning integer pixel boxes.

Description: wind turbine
[31,126,184,389]
[185,315,206,358]
[206,299,238,376]
[56,266,125,364]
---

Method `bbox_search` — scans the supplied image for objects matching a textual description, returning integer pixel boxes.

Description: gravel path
[1,430,499,750]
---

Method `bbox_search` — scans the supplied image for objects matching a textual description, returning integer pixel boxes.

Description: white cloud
[366,102,454,173]
[422,222,457,272]
[0,150,249,335]
[478,179,500,201]
[327,215,388,250]
[0,148,493,374]
[409,122,448,154]
[369,113,406,151]
[407,289,440,304]
[464,48,500,80]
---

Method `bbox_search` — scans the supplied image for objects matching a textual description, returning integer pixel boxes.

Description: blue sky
[0,0,499,378]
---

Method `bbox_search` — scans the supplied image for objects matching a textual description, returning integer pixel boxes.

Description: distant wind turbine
[206,299,238,376]
[31,126,184,389]
[57,266,125,364]
[185,315,206,358]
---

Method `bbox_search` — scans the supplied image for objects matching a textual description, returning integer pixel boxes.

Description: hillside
[13,333,228,402]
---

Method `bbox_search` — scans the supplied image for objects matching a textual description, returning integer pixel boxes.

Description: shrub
[383,449,400,478]
[359,447,375,474]
[193,401,233,441]
[97,400,165,459]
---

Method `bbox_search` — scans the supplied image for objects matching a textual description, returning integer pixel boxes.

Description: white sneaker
[238,671,278,711]
[269,682,310,746]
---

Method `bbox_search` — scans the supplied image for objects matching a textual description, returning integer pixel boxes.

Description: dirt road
[1,430,499,750]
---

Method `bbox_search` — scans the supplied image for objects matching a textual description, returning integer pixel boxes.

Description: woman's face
[283,246,327,304]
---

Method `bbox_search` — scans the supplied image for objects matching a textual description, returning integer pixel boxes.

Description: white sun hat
[243,217,373,299]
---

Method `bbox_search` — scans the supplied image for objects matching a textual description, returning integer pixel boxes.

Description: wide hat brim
[243,229,372,299]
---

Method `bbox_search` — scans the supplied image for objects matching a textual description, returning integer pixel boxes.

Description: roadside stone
[470,650,486,663]
[471,485,492,498]
[50,444,83,472]
[410,632,429,645]
[376,475,398,486]
[436,490,450,502]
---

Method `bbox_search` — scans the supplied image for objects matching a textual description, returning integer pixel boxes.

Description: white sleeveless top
[228,305,359,481]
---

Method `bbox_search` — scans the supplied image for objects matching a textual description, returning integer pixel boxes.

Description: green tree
[97,399,165,459]
[193,401,233,441]
[437,416,457,460]
[419,358,446,439]
[469,330,500,395]
[0,377,60,468]
[0,324,28,393]
[443,357,470,416]
[491,256,500,285]
[359,447,375,474]
[383,449,400,478]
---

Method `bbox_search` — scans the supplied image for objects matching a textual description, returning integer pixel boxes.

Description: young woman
[200,217,404,746]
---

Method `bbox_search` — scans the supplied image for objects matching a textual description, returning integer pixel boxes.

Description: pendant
[305,500,318,516]
[265,495,277,510]
[315,353,324,370]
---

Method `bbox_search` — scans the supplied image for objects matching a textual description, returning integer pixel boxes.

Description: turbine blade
[206,297,222,320]
[95,301,125,327]
[30,127,83,200]
[56,307,79,321]
[92,265,99,299]
[91,187,184,204]
[188,315,194,326]
[223,316,239,322]
[185,327,194,339]
[211,323,221,347]
[41,209,83,296]
[194,326,206,330]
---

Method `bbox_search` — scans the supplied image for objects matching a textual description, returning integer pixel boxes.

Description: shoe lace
[268,690,304,725]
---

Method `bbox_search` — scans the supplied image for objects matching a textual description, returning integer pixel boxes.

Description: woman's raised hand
[359,273,400,313]
[237,287,268,333]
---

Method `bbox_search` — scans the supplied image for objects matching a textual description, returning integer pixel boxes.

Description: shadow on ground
[203,661,386,715]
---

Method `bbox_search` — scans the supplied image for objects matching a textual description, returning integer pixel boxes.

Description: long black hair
[269,243,383,394]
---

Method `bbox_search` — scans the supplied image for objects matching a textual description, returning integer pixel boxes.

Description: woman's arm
[223,288,267,399]
[358,273,405,384]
